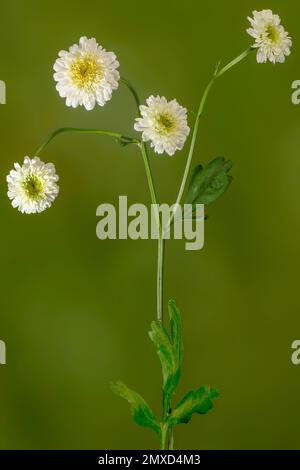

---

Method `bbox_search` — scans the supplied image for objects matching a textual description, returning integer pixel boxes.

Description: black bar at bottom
[0,450,299,466]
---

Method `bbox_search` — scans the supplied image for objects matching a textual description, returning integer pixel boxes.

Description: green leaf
[149,321,176,391]
[185,157,233,206]
[149,300,183,405]
[168,385,219,426]
[185,165,204,205]
[111,381,161,437]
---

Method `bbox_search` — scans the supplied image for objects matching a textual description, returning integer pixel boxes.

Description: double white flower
[134,96,190,156]
[53,36,120,111]
[247,10,292,64]
[7,157,59,214]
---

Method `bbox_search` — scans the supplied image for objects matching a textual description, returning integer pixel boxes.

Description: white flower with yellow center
[134,96,190,156]
[53,36,120,111]
[247,10,292,64]
[7,157,59,214]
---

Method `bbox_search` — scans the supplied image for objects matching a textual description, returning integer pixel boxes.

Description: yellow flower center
[70,54,103,90]
[23,174,44,200]
[156,113,175,134]
[266,24,281,44]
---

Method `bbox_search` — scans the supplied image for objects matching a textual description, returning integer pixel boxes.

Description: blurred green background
[0,0,299,450]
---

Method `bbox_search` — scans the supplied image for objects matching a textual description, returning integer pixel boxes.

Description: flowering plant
[7,10,292,449]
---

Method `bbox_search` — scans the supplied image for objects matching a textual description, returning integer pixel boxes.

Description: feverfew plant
[7,10,292,449]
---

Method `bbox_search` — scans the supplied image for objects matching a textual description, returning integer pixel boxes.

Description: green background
[0,0,299,449]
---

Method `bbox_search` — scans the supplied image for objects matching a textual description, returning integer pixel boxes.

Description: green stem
[138,142,164,323]
[160,423,169,450]
[138,143,159,209]
[34,127,137,156]
[157,236,165,323]
[121,77,141,112]
[217,47,253,77]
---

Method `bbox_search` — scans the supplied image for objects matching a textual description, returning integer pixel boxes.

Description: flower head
[134,96,190,156]
[247,10,292,64]
[53,36,120,111]
[7,157,59,214]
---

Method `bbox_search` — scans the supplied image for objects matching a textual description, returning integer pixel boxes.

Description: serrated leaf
[168,385,219,426]
[111,381,161,437]
[185,157,233,206]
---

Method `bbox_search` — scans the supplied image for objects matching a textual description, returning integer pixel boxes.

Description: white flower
[247,10,292,64]
[134,96,190,156]
[53,36,120,111]
[7,157,59,214]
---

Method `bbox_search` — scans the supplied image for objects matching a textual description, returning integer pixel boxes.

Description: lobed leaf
[149,299,183,405]
[185,157,233,206]
[168,385,219,426]
[149,320,175,389]
[111,381,161,437]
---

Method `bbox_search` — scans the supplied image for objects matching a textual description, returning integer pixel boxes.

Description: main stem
[138,143,163,322]
[122,78,171,450]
